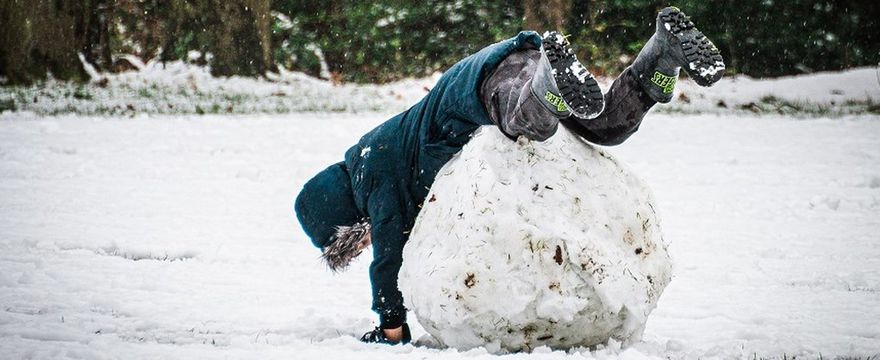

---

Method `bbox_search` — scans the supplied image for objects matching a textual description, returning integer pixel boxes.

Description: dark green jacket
[341,31,544,327]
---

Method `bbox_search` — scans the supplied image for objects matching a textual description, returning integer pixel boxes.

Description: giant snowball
[399,126,672,353]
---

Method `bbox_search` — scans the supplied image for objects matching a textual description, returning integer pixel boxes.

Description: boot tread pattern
[659,8,725,86]
[542,31,604,119]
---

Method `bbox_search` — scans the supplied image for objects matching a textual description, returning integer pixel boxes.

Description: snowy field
[1,62,878,117]
[1,107,879,359]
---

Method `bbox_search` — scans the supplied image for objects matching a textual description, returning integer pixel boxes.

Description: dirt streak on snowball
[399,126,673,353]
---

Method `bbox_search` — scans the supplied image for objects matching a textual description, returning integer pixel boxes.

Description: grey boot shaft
[482,50,657,146]
[530,50,573,118]
[481,49,564,141]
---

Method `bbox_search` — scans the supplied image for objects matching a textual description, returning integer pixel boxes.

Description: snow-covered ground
[0,61,437,116]
[1,107,879,359]
[667,66,880,115]
[1,60,878,117]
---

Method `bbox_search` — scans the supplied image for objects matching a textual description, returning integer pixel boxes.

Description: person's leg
[541,32,605,119]
[482,48,561,141]
[481,32,604,142]
[562,7,724,146]
[560,67,655,146]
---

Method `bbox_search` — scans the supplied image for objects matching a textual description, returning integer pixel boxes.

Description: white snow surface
[1,110,879,359]
[569,61,590,84]
[664,66,880,114]
[401,127,672,353]
[1,61,877,116]
[689,61,725,78]
[0,60,437,115]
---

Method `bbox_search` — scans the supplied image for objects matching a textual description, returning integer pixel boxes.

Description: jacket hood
[295,162,363,249]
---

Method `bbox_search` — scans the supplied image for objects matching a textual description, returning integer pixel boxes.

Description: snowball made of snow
[399,126,672,353]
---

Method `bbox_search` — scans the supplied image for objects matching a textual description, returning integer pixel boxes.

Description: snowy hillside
[0,61,438,116]
[1,109,879,359]
[1,62,877,116]
[667,67,880,115]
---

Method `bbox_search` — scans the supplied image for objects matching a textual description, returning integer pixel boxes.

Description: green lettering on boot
[650,71,677,94]
[544,91,569,112]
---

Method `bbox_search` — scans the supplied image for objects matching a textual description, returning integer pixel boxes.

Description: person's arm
[365,187,408,331]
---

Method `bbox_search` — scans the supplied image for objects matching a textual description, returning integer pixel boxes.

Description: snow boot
[360,324,412,345]
[539,31,604,119]
[631,7,725,103]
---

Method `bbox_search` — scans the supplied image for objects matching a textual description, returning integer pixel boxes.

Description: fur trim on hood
[322,220,371,272]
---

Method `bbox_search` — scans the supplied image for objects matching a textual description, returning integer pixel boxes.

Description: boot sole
[659,7,725,86]
[542,32,604,119]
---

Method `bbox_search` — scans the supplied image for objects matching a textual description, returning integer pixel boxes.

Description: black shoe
[541,31,604,119]
[360,324,412,345]
[658,7,725,86]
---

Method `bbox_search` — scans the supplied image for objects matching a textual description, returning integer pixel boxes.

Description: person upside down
[294,7,725,345]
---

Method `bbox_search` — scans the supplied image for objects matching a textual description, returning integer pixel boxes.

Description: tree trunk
[0,0,89,84]
[522,0,571,32]
[82,0,113,70]
[209,0,273,77]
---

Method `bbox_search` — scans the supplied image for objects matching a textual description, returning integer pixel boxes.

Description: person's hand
[360,323,411,344]
[382,326,403,342]
[357,232,372,252]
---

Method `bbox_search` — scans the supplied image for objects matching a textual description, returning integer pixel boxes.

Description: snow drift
[400,126,673,353]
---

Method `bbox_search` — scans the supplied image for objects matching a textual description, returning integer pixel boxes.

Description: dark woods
[0,0,877,85]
